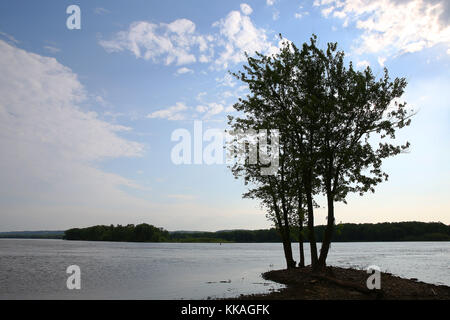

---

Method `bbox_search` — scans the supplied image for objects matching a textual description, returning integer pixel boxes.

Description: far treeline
[63,222,450,243]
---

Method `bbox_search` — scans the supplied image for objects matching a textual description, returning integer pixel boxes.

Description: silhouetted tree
[228,34,414,271]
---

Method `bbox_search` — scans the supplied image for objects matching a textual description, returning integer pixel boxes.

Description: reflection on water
[0,239,448,299]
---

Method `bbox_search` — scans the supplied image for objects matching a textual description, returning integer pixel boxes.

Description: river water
[0,239,448,299]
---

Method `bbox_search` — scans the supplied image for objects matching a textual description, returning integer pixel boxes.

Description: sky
[0,0,449,231]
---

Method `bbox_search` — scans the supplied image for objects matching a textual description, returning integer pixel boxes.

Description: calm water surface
[0,239,448,299]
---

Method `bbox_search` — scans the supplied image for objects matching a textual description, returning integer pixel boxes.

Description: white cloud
[147,102,189,120]
[321,6,335,17]
[266,0,276,6]
[103,111,125,120]
[196,105,208,113]
[148,90,237,121]
[196,101,238,118]
[356,59,370,68]
[314,0,450,58]
[212,10,278,69]
[147,100,230,121]
[225,105,235,112]
[216,73,237,87]
[196,91,207,101]
[176,67,194,74]
[196,102,225,118]
[222,91,234,98]
[199,54,211,63]
[167,18,196,35]
[272,10,280,20]
[0,40,142,162]
[378,56,387,66]
[0,40,147,230]
[43,45,61,53]
[94,7,110,15]
[100,7,282,70]
[99,19,212,66]
[0,31,19,44]
[240,3,253,15]
[94,94,111,107]
[294,11,310,19]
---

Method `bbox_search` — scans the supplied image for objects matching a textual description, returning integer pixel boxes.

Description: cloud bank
[99,4,279,70]
[314,0,450,58]
[0,40,146,230]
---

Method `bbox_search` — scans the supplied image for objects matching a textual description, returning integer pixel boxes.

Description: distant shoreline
[1,238,449,244]
[0,221,450,243]
[233,266,450,300]
[2,221,449,242]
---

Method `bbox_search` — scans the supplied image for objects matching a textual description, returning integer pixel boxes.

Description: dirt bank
[236,266,450,300]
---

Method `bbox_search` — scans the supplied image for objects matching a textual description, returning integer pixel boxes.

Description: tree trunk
[281,201,295,269]
[318,192,335,269]
[281,237,296,269]
[305,180,318,271]
[275,220,295,269]
[298,223,305,268]
[270,191,295,270]
[297,191,305,268]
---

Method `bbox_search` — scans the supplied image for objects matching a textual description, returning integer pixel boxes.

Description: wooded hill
[60,221,450,242]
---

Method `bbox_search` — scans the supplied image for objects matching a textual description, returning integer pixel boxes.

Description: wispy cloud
[43,45,61,54]
[272,9,280,21]
[294,6,310,20]
[147,98,235,121]
[195,102,225,118]
[215,73,236,88]
[94,7,111,15]
[0,31,19,44]
[147,102,189,120]
[176,67,194,75]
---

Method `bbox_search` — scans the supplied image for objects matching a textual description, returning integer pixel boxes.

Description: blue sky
[0,0,449,231]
